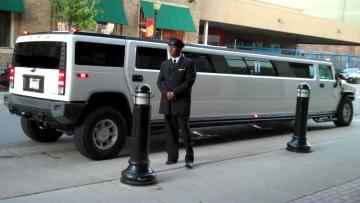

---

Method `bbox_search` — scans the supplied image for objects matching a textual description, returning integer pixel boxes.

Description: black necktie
[173,59,176,64]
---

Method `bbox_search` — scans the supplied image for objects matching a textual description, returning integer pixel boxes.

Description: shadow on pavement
[147,120,336,154]
[0,85,8,92]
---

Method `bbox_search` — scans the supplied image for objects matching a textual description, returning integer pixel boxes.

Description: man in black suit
[157,38,197,169]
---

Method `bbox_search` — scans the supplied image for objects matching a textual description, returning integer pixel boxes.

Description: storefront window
[0,11,11,47]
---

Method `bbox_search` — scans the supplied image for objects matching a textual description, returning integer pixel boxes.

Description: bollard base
[286,137,312,153]
[121,163,156,186]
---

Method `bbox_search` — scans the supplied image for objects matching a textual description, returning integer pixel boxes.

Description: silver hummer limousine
[4,31,356,160]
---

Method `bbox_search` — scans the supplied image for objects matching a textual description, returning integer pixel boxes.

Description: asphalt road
[0,91,69,148]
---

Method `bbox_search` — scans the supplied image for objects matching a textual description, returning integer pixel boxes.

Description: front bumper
[4,94,85,127]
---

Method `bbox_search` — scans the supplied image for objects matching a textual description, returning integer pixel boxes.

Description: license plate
[29,78,40,90]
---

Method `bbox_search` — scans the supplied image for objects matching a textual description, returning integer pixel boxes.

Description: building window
[0,11,11,47]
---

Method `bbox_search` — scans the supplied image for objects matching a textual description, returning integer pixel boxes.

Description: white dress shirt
[171,56,181,64]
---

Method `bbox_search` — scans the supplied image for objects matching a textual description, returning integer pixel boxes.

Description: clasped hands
[166,91,175,101]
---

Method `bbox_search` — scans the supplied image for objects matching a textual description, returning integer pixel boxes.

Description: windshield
[14,41,65,69]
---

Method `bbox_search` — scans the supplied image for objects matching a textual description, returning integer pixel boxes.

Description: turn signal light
[77,71,89,79]
[9,66,15,88]
[58,69,65,95]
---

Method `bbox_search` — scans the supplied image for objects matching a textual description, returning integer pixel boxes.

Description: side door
[272,60,318,114]
[71,39,127,102]
[316,64,340,112]
[244,58,286,115]
[182,49,222,118]
[125,41,168,120]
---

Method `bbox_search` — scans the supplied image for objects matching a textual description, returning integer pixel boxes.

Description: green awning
[140,0,196,32]
[94,0,128,25]
[0,0,24,12]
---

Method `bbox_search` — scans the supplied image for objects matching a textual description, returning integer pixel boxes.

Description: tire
[73,107,127,160]
[334,97,353,127]
[20,118,63,142]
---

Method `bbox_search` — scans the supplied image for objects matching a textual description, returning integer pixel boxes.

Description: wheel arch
[336,91,355,114]
[77,91,133,135]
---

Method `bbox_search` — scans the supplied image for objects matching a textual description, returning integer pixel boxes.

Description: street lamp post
[153,0,161,39]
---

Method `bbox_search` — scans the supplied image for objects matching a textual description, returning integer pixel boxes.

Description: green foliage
[50,0,100,31]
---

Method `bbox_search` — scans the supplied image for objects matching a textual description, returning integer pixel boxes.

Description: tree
[50,0,99,31]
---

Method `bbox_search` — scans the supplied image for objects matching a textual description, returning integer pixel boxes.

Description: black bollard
[121,84,156,186]
[286,83,312,153]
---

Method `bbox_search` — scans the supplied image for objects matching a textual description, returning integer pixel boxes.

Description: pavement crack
[156,148,283,173]
[1,148,21,159]
[41,152,61,159]
[0,155,15,159]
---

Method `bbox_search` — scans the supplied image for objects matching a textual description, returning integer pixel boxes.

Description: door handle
[132,75,143,82]
[320,83,324,88]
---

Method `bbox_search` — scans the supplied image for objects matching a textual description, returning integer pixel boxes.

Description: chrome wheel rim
[92,119,118,150]
[342,103,352,123]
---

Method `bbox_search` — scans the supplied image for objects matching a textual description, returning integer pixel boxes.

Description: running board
[313,116,336,123]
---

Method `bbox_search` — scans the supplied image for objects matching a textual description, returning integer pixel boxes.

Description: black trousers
[164,114,194,163]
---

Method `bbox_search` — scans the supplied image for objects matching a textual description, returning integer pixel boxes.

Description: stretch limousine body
[4,32,355,159]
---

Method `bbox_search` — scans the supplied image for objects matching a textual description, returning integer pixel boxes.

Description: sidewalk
[292,178,360,203]
[0,121,359,203]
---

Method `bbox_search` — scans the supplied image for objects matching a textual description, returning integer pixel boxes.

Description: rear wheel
[21,118,63,142]
[74,107,127,160]
[334,97,353,127]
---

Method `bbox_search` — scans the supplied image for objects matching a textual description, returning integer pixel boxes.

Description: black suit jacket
[157,56,196,115]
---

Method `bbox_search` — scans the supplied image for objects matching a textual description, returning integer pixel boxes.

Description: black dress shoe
[165,160,177,165]
[185,161,193,169]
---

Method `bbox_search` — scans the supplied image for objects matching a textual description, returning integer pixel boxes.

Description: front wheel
[21,118,63,142]
[74,107,127,160]
[334,97,353,127]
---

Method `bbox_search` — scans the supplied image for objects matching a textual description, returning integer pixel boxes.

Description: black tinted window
[289,62,313,78]
[75,42,125,67]
[183,52,215,73]
[224,55,248,75]
[135,47,167,70]
[259,61,276,76]
[244,58,276,76]
[319,64,334,80]
[272,61,292,77]
[244,58,257,75]
[209,54,232,74]
[14,42,64,69]
[273,61,313,78]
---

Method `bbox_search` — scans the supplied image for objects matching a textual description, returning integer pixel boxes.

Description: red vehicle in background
[0,67,10,87]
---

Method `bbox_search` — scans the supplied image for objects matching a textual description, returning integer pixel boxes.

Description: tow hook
[37,122,47,130]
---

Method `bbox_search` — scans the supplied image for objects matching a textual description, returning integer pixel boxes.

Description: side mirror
[334,73,342,88]
[335,73,341,80]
